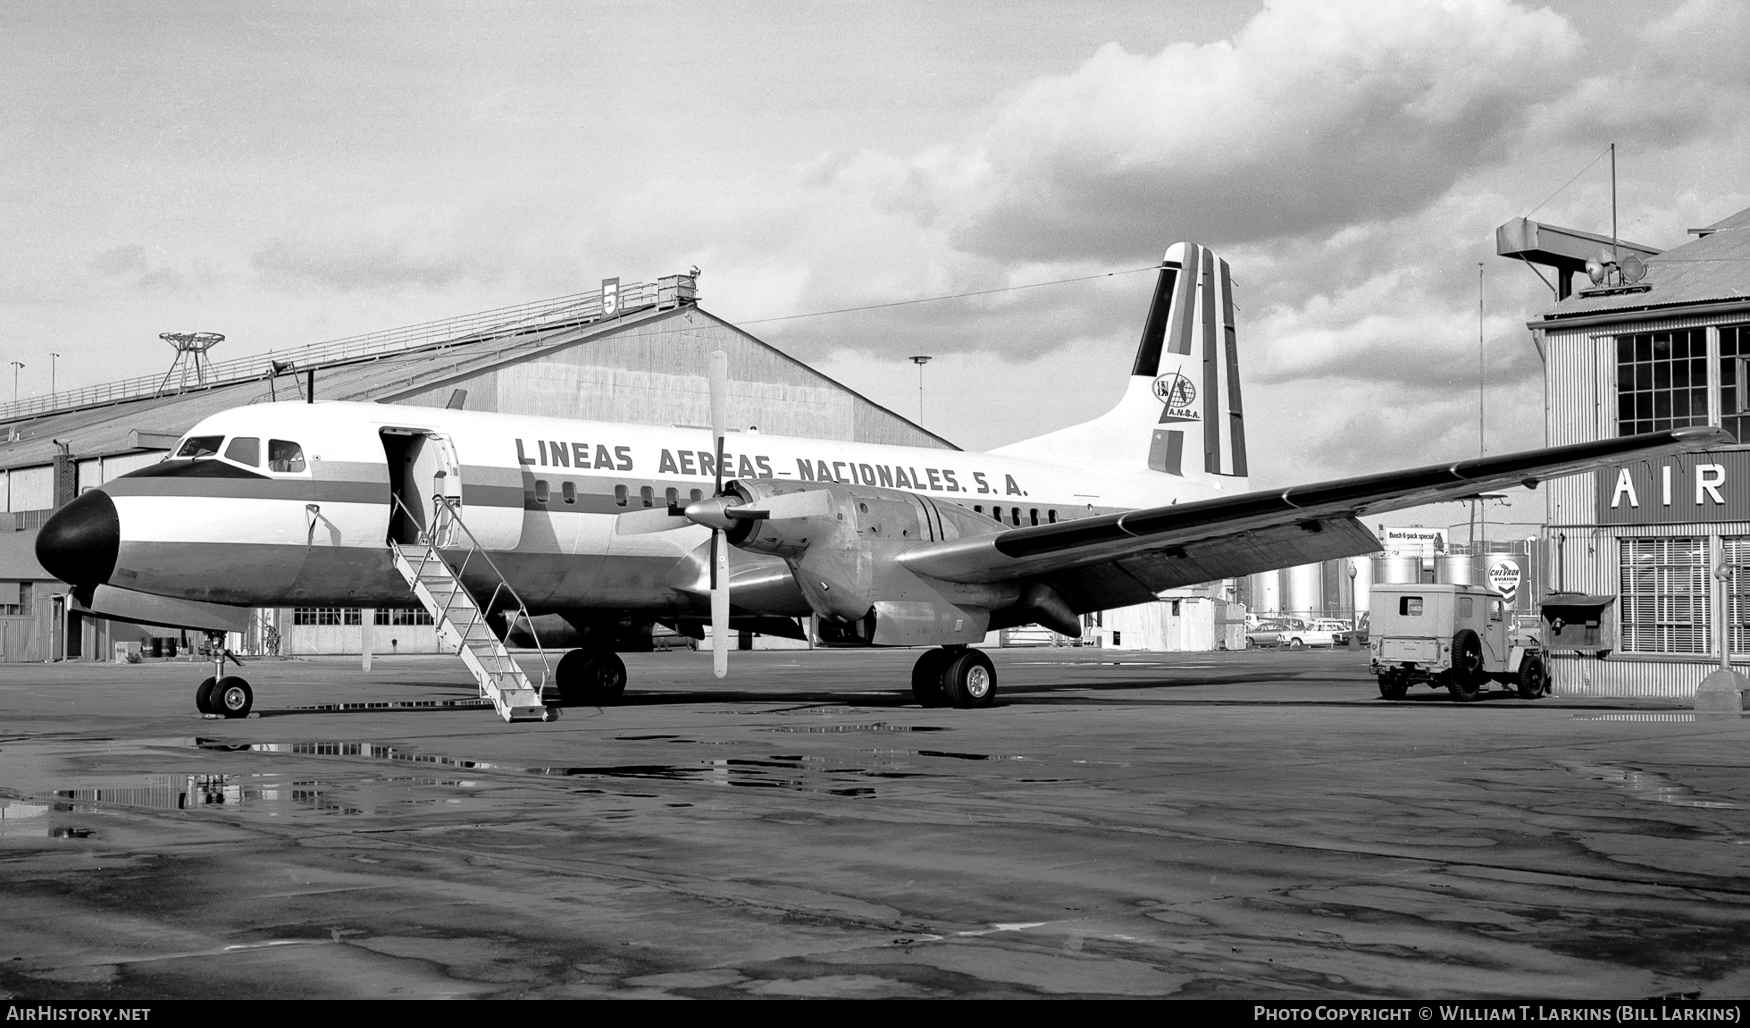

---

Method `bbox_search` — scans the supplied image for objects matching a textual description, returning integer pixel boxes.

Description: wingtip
[1670,426,1736,446]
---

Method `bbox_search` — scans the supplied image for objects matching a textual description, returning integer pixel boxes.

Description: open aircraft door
[381,429,522,550]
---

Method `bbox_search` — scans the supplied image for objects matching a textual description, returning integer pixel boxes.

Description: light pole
[49,352,59,395]
[8,361,22,403]
[908,355,932,425]
[1347,561,1360,647]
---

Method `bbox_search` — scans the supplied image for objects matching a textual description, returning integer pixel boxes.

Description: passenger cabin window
[1011,507,1021,526]
[534,480,550,504]
[176,435,223,458]
[1048,509,1058,523]
[1399,596,1423,616]
[639,486,655,508]
[665,487,679,509]
[562,481,576,504]
[267,439,305,473]
[1029,508,1039,526]
[614,485,628,507]
[689,489,703,503]
[224,437,260,467]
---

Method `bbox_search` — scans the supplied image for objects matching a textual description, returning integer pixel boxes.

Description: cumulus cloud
[252,235,472,293]
[90,244,147,277]
[948,0,1578,260]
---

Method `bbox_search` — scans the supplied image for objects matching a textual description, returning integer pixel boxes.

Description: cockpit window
[176,435,224,458]
[224,436,260,467]
[268,439,306,473]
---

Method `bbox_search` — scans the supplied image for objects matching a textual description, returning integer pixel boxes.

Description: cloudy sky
[4,0,1747,532]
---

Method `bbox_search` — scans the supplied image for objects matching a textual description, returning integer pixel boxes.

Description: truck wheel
[1377,674,1407,701]
[1451,630,1486,685]
[1516,654,1549,699]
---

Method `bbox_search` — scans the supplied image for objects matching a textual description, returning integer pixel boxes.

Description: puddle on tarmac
[0,799,96,840]
[1564,762,1741,809]
[0,733,1031,820]
[1574,713,1749,722]
[760,722,950,734]
[528,753,952,797]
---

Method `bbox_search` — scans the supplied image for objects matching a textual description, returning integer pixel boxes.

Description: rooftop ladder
[388,493,555,723]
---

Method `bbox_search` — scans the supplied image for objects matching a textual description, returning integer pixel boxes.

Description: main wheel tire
[212,676,253,718]
[910,649,952,707]
[1516,654,1549,699]
[941,649,997,709]
[556,649,628,706]
[1377,674,1407,701]
[195,676,218,715]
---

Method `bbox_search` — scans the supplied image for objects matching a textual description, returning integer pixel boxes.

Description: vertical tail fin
[993,242,1248,483]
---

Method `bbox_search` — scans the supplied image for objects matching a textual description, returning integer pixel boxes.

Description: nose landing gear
[193,632,252,718]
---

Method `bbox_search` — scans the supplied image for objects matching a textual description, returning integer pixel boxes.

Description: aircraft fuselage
[65,396,1224,616]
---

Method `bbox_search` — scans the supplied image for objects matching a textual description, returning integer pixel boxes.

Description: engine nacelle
[719,479,1016,645]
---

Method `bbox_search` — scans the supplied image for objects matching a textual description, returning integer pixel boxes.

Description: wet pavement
[1,648,1748,999]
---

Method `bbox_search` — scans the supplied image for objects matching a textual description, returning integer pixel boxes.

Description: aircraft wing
[899,427,1730,613]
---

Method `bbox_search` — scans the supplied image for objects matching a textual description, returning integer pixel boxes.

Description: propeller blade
[711,527,729,678]
[708,349,728,498]
[612,506,691,535]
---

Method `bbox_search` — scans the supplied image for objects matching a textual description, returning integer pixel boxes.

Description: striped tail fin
[992,242,1249,481]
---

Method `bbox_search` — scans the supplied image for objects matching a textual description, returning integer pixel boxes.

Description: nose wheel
[194,632,252,718]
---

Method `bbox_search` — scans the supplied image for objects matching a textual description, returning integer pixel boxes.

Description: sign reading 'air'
[1595,451,1750,525]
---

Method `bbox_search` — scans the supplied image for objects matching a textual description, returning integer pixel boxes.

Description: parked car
[1245,620,1294,648]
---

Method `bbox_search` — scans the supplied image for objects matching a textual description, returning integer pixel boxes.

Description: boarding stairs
[388,494,555,723]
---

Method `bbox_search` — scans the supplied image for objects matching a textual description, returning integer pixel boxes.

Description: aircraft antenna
[158,332,225,396]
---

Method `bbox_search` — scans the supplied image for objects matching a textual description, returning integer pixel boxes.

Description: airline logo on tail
[1134,243,1247,478]
[1151,369,1198,423]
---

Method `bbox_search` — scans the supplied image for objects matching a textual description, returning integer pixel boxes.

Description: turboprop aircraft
[34,242,1727,721]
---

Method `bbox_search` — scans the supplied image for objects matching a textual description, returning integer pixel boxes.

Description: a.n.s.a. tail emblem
[1136,243,1247,478]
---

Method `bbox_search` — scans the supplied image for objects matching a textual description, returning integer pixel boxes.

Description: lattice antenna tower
[158,332,225,395]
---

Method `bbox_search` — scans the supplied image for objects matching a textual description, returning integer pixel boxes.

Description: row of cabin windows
[529,482,1064,526]
[177,434,306,473]
[531,481,705,508]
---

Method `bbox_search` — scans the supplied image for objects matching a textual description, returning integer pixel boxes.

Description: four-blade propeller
[609,351,833,677]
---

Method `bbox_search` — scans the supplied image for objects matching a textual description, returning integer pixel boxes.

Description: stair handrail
[383,491,552,690]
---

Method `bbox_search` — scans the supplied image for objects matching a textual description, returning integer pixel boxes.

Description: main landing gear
[194,632,252,718]
[911,646,997,709]
[554,648,628,706]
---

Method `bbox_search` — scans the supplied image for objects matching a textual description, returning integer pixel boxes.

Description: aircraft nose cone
[35,488,119,587]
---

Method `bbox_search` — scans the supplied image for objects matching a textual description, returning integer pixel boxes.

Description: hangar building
[0,274,951,662]
[1503,205,1750,698]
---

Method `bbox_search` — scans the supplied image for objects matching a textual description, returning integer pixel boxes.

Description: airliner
[34,243,1724,719]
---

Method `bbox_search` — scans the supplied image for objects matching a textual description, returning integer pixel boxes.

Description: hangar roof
[0,297,952,473]
[1537,204,1750,322]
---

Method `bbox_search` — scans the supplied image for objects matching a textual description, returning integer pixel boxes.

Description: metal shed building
[1516,206,1750,697]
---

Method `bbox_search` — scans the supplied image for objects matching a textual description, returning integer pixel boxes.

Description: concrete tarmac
[1,647,1747,999]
